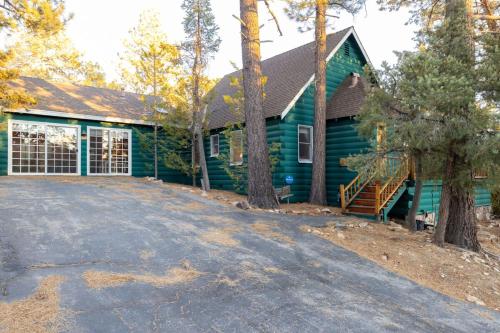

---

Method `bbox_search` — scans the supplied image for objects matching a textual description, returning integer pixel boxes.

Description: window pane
[298,126,312,161]
[299,143,311,160]
[211,135,219,155]
[230,131,243,164]
[299,127,311,143]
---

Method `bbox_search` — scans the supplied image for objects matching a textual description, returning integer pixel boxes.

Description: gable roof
[326,73,369,120]
[7,76,155,125]
[207,26,371,130]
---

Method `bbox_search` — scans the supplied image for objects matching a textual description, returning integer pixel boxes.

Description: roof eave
[5,108,155,126]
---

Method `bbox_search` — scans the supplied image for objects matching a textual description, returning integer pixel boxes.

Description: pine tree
[181,0,221,191]
[0,0,67,110]
[119,10,181,179]
[354,0,499,250]
[238,0,279,209]
[6,27,107,86]
[285,0,366,205]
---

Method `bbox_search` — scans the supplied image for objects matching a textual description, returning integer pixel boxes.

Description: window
[229,130,243,165]
[9,120,80,175]
[298,125,313,163]
[210,134,219,157]
[87,127,131,175]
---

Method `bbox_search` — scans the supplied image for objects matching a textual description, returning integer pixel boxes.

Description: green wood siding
[326,118,369,205]
[391,180,492,218]
[281,36,367,202]
[0,112,190,184]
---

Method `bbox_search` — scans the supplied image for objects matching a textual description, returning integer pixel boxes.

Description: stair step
[352,198,376,206]
[358,192,376,199]
[348,205,376,214]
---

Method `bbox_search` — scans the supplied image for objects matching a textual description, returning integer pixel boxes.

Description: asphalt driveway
[0,177,499,332]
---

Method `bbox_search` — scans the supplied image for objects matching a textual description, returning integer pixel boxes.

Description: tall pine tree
[181,0,221,190]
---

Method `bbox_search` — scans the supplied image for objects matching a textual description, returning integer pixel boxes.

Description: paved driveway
[0,177,499,332]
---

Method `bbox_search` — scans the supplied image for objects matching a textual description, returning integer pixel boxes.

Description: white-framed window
[8,119,81,175]
[298,125,313,163]
[229,130,243,165]
[87,126,132,176]
[210,134,219,157]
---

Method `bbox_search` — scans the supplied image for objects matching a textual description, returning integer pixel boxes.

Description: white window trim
[298,124,313,164]
[210,134,219,157]
[7,119,82,176]
[229,130,243,166]
[86,126,132,176]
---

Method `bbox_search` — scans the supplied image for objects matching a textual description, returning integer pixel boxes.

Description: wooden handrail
[339,173,373,212]
[375,158,410,214]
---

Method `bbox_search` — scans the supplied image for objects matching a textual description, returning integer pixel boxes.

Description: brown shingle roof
[326,73,369,120]
[8,76,153,122]
[207,27,353,129]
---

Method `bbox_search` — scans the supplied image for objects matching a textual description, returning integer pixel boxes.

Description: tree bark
[309,0,327,205]
[433,153,454,246]
[240,0,278,209]
[406,154,423,231]
[445,182,481,251]
[191,0,211,191]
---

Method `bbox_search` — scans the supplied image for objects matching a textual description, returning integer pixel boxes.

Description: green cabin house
[205,26,491,221]
[0,27,490,222]
[0,77,189,182]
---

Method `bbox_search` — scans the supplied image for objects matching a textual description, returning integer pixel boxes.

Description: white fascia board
[280,27,373,120]
[5,108,156,126]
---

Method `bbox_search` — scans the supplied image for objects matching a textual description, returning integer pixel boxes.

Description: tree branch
[261,0,283,36]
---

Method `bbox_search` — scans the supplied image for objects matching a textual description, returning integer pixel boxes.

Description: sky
[64,0,418,81]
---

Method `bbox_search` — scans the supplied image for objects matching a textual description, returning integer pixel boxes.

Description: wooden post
[339,184,345,212]
[375,182,381,215]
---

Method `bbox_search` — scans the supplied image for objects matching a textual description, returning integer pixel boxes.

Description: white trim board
[5,108,155,126]
[280,27,373,120]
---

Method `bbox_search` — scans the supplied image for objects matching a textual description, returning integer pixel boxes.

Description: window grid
[10,122,78,175]
[88,128,130,175]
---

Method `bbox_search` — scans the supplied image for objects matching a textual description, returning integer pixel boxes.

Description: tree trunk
[437,0,481,252]
[309,0,328,205]
[406,155,423,231]
[191,0,211,191]
[433,154,454,246]
[240,0,278,209]
[191,132,197,186]
[196,107,210,191]
[445,183,481,251]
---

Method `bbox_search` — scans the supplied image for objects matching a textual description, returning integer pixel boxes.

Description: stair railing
[375,157,410,214]
[340,172,374,212]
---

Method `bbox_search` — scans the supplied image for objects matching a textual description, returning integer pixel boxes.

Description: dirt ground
[164,181,500,312]
[301,218,500,311]
[164,181,343,217]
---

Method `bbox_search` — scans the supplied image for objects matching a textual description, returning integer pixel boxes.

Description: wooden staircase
[340,158,411,222]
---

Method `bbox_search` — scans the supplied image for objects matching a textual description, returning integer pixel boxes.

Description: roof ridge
[216,26,353,81]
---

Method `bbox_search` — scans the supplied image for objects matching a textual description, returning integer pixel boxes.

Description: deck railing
[339,173,374,212]
[339,157,410,215]
[375,157,410,214]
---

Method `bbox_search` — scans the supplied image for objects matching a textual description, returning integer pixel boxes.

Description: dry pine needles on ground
[0,275,68,333]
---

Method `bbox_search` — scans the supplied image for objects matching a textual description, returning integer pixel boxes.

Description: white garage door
[8,120,80,175]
